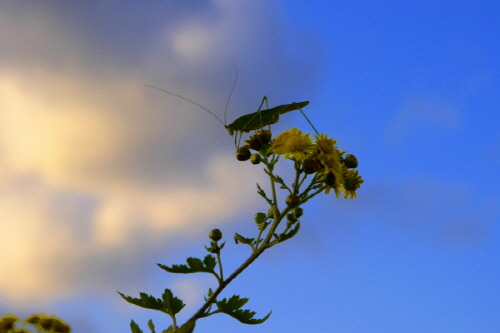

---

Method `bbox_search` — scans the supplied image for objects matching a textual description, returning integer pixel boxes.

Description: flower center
[286,136,305,151]
[318,140,334,154]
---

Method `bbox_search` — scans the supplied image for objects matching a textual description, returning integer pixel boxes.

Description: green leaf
[158,255,216,274]
[161,326,176,333]
[216,295,272,325]
[277,221,300,243]
[130,320,144,333]
[234,233,255,247]
[274,175,284,184]
[119,292,164,311]
[256,183,269,200]
[148,319,156,333]
[118,289,185,317]
[162,289,186,315]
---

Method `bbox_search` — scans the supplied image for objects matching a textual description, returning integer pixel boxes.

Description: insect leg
[299,107,319,135]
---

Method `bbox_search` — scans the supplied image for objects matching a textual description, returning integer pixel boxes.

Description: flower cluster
[121,125,365,333]
[239,128,363,199]
[0,314,70,333]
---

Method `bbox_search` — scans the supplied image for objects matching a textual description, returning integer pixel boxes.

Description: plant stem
[181,155,298,328]
[216,250,224,282]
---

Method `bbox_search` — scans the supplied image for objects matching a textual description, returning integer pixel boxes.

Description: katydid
[145,85,309,145]
[225,97,310,135]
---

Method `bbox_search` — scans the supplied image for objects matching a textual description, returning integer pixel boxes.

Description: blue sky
[1,1,499,332]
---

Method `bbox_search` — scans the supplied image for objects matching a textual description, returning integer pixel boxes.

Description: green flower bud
[344,154,358,168]
[209,229,222,241]
[286,194,300,208]
[254,212,267,224]
[292,207,303,218]
[250,153,261,165]
[236,146,251,161]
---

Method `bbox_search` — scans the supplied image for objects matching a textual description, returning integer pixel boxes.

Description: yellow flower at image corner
[0,315,19,332]
[269,128,316,160]
[342,169,364,199]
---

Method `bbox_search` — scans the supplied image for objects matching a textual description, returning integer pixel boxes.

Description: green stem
[170,312,177,329]
[216,250,224,282]
[182,157,289,327]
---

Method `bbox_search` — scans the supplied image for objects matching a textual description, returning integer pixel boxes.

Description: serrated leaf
[130,320,144,333]
[278,221,300,243]
[217,294,248,310]
[119,292,164,311]
[256,183,269,200]
[234,233,255,246]
[216,295,272,325]
[203,254,217,270]
[158,255,216,274]
[273,175,284,184]
[162,289,185,315]
[148,319,156,333]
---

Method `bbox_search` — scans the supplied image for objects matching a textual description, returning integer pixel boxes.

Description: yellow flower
[342,169,364,199]
[313,133,342,175]
[269,128,316,160]
[315,133,337,155]
[0,315,19,331]
[317,150,341,173]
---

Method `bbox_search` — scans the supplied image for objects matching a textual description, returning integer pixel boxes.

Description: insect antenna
[144,84,226,128]
[224,54,238,127]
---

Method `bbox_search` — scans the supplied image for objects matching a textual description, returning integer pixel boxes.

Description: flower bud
[250,153,261,165]
[254,212,267,224]
[292,207,303,218]
[236,146,251,161]
[246,130,272,151]
[209,229,222,241]
[286,194,300,208]
[344,154,358,168]
[324,172,336,186]
[303,159,322,174]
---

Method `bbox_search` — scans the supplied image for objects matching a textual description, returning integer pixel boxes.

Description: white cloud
[0,1,322,307]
